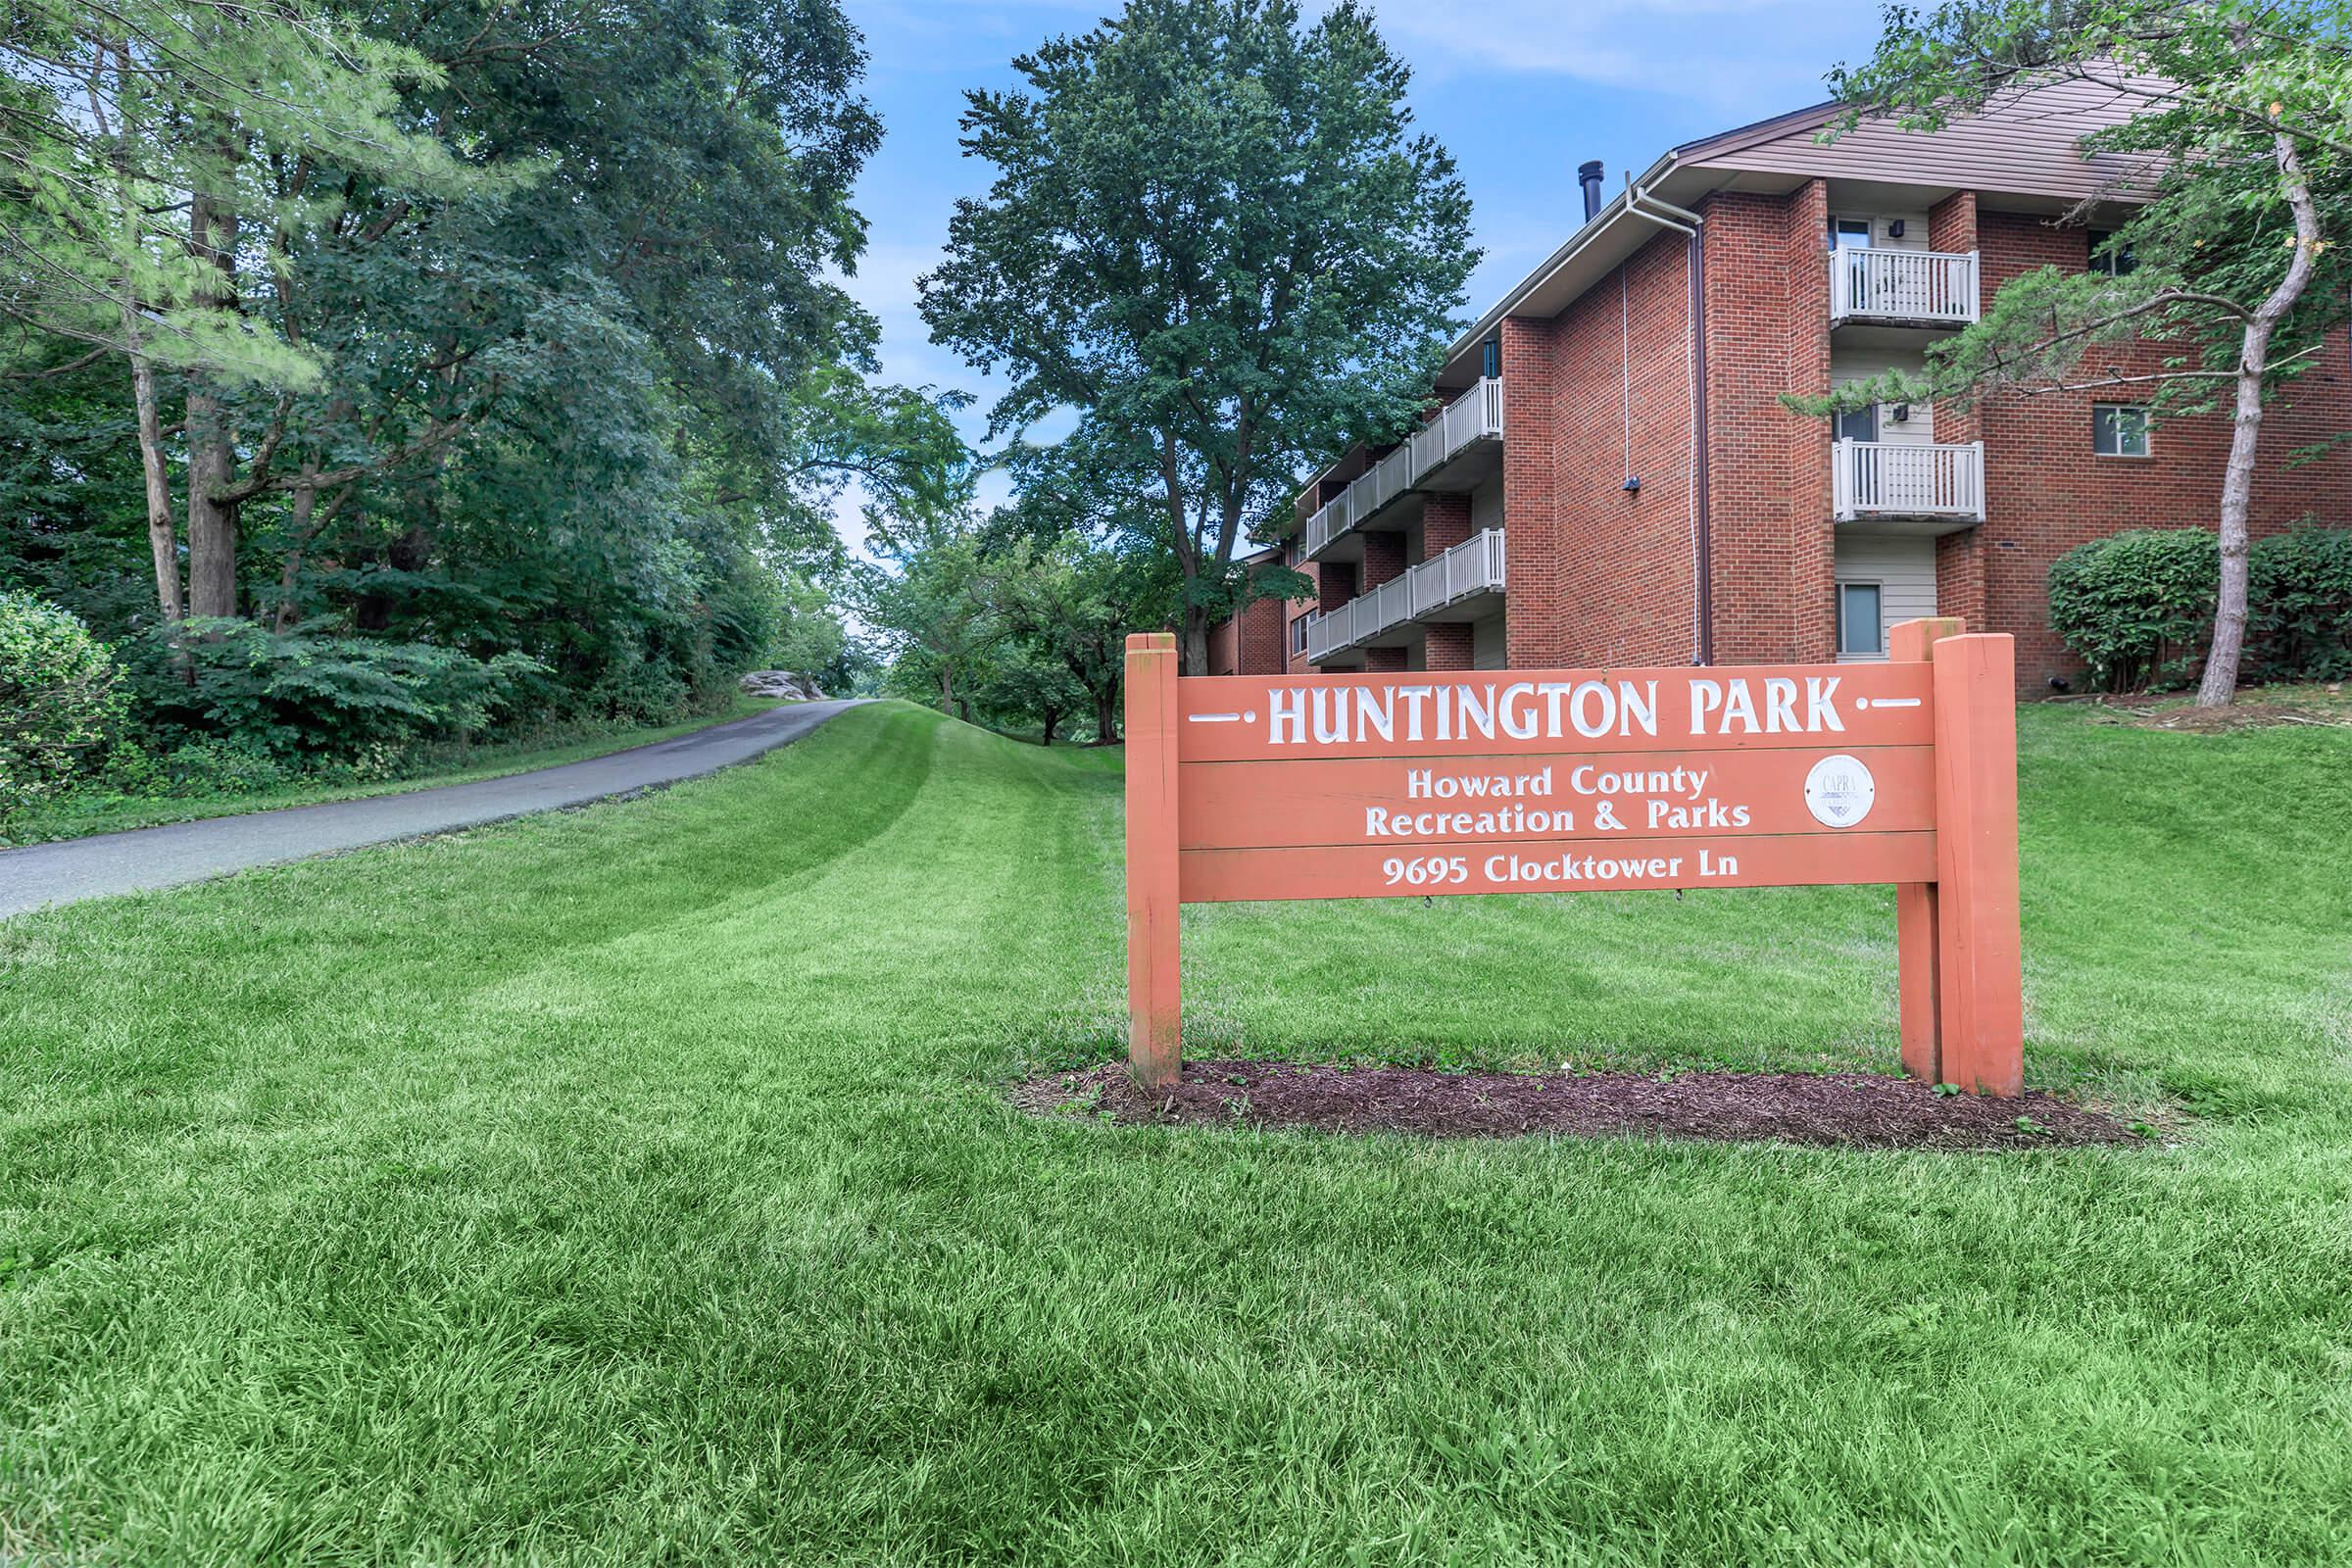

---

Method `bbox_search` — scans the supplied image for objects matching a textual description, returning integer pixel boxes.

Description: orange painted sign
[1124,619,2025,1098]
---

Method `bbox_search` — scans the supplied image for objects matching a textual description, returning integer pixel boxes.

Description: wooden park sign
[1123,617,2024,1097]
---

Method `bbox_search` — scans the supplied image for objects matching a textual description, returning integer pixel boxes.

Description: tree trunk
[1093,685,1120,744]
[1041,710,1059,747]
[183,189,242,619]
[273,472,320,632]
[107,47,180,629]
[1181,602,1210,677]
[939,663,955,715]
[127,348,181,623]
[2198,129,2321,708]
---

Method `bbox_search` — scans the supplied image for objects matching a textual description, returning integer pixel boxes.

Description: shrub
[2045,530,2218,692]
[132,619,548,762]
[0,591,129,819]
[2248,527,2352,681]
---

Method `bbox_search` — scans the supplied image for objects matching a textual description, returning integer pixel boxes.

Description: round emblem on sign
[1803,754,1876,828]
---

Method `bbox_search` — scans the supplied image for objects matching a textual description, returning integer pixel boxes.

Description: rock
[740,670,826,701]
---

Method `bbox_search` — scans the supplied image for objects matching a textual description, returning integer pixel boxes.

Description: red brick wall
[1275,183,2351,691]
[1500,316,1563,665]
[1206,615,1239,676]
[1361,530,1405,588]
[1422,493,1472,553]
[1425,623,1474,669]
[1498,234,1697,667]
[1703,181,1835,667]
[1971,209,2352,687]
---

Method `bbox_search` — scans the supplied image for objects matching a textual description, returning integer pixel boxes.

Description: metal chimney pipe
[1578,160,1604,221]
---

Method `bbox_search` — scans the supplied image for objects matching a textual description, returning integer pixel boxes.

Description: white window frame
[2092,404,2153,459]
[1837,579,1886,659]
[1289,613,1307,657]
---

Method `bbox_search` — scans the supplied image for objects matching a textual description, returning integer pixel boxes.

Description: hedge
[2045,525,2352,691]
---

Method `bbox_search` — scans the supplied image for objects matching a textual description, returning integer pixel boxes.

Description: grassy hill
[2,700,2346,1563]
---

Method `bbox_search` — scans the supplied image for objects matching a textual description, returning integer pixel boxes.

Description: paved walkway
[0,700,864,918]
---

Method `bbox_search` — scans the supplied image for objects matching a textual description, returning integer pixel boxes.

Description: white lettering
[1689,679,1723,735]
[1455,684,1496,742]
[1806,676,1846,732]
[1354,686,1395,743]
[1499,682,1539,740]
[1269,688,1306,745]
[1396,685,1432,742]
[1618,680,1659,737]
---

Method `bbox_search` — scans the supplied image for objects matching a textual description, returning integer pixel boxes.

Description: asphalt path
[0,699,864,919]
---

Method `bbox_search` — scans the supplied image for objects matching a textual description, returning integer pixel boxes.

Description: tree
[0,0,492,622]
[1816,0,2352,705]
[855,520,1004,719]
[919,0,1474,674]
[983,527,1176,744]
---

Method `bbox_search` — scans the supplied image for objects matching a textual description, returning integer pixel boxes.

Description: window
[1481,338,1500,380]
[1833,217,1873,250]
[1835,404,1879,444]
[1291,614,1307,656]
[1837,582,1884,657]
[2087,229,2137,276]
[2093,405,2151,458]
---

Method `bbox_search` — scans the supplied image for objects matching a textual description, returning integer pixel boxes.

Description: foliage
[2045,524,2352,688]
[1813,0,2352,704]
[854,521,1004,718]
[982,525,1180,742]
[0,0,956,751]
[919,0,1474,671]
[2046,530,2221,690]
[967,641,1091,745]
[2249,525,2352,678]
[0,589,127,816]
[129,618,544,760]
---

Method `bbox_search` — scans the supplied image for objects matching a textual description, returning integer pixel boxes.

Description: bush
[2248,527,2352,681]
[0,591,129,819]
[132,618,548,762]
[2046,530,2218,692]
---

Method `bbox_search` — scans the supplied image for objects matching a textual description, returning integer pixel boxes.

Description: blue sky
[832,0,1888,527]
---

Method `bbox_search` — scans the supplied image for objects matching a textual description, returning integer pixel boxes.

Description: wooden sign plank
[1176,663,1933,761]
[1177,746,1933,851]
[1179,830,1935,904]
[1121,625,2023,1097]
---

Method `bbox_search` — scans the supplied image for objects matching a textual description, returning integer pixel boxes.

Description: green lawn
[4,694,788,847]
[2,700,2347,1565]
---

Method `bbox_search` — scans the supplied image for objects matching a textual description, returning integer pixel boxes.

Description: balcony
[1829,248,1979,328]
[1833,440,1984,525]
[1305,529,1505,662]
[1302,377,1504,563]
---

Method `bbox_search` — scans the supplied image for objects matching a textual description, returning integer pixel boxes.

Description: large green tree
[0,0,488,621]
[919,0,1474,674]
[1818,0,2352,705]
[3,0,969,746]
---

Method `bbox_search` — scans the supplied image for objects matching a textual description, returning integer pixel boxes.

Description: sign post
[1122,623,2024,1096]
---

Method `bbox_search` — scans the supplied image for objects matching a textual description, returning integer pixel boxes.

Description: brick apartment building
[1205,82,2351,689]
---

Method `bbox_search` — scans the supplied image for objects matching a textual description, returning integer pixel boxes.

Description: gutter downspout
[1624,179,1713,666]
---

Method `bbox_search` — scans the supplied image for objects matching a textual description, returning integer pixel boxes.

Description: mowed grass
[2,699,2348,1565]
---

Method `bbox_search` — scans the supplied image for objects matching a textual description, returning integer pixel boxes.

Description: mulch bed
[1015,1059,2143,1151]
[2079,686,2349,734]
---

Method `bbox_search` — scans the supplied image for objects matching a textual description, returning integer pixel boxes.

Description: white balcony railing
[1302,378,1503,563]
[1829,248,1979,326]
[1833,440,1985,521]
[1304,528,1505,662]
